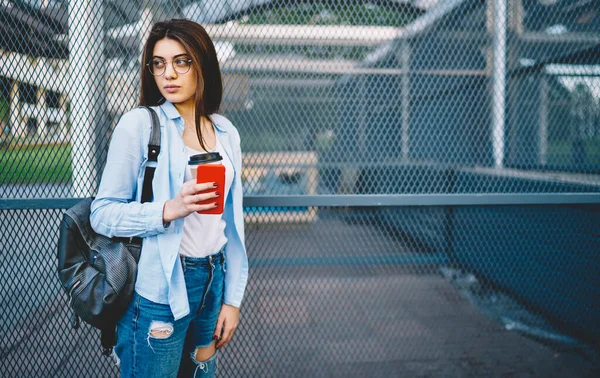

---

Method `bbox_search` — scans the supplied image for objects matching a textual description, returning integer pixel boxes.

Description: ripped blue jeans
[114,250,225,378]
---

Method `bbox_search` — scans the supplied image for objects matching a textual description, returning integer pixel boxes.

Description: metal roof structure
[0,0,426,58]
[361,0,600,70]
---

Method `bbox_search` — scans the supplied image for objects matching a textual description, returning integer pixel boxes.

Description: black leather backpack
[57,106,160,356]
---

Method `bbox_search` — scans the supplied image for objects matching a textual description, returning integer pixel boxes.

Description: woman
[90,19,248,377]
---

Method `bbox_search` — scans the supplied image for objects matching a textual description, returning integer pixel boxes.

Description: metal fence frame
[2,193,600,210]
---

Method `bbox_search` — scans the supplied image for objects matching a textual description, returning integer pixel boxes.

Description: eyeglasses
[146,57,193,76]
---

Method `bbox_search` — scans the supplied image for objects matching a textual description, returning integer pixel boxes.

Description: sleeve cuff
[224,287,243,308]
[144,200,169,234]
[224,298,242,308]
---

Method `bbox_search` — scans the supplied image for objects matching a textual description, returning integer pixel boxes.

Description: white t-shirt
[179,136,234,258]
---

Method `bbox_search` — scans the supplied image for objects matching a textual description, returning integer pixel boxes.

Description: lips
[164,85,180,93]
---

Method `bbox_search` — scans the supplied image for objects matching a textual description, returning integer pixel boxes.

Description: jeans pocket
[182,256,210,274]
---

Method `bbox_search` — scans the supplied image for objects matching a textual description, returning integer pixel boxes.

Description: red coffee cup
[188,152,225,214]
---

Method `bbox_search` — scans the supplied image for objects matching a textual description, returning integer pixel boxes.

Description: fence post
[68,0,105,197]
[400,40,411,162]
[491,0,508,169]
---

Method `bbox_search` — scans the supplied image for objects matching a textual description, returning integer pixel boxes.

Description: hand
[162,179,220,223]
[214,304,240,349]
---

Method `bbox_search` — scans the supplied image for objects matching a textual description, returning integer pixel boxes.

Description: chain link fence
[1,1,599,377]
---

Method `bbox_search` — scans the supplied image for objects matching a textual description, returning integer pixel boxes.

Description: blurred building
[0,0,262,144]
[328,0,600,347]
[330,0,600,188]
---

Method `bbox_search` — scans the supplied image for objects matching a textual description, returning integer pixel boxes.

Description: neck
[174,99,195,123]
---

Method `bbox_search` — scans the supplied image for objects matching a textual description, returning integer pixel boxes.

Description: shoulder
[211,113,240,140]
[109,108,158,151]
[121,107,152,123]
[115,108,152,132]
[114,107,159,135]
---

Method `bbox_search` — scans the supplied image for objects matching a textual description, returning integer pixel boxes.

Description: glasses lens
[146,58,190,76]
[174,58,191,74]
[148,59,166,76]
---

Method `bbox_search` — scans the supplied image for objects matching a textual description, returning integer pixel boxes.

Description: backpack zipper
[68,280,82,307]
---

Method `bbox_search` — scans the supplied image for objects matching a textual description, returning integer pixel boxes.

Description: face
[151,38,198,107]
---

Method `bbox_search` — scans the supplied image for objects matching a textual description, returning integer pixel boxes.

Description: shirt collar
[159,100,226,133]
[159,100,181,120]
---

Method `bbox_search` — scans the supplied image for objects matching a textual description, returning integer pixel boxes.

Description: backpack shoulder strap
[99,107,160,356]
[139,107,161,204]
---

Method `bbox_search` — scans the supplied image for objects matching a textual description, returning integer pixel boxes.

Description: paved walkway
[220,268,599,377]
[6,268,598,378]
[2,211,599,377]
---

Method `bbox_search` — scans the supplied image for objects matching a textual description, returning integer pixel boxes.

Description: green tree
[0,96,8,122]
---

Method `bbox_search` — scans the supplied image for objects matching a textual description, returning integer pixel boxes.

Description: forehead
[152,38,188,58]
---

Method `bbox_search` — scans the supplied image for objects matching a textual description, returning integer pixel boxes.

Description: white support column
[139,8,153,57]
[36,87,47,140]
[491,0,508,169]
[68,0,104,197]
[539,74,548,165]
[357,75,367,159]
[400,41,411,161]
[9,81,20,137]
[59,94,68,143]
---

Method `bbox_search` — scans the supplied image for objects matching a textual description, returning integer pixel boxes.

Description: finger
[191,191,219,203]
[183,194,208,206]
[216,324,237,349]
[214,316,225,343]
[189,202,218,212]
[216,328,231,349]
[184,189,218,204]
[195,182,218,192]
[183,179,199,194]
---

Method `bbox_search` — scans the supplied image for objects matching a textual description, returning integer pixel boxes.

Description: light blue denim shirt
[90,101,248,320]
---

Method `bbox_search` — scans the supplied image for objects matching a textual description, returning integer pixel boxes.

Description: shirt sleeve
[90,108,169,238]
[222,125,249,308]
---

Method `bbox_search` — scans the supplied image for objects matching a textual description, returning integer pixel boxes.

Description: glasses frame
[146,57,193,76]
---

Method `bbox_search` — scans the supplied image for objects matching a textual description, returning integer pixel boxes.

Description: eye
[152,59,165,68]
[175,58,190,67]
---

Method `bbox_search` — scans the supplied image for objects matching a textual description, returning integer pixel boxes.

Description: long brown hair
[139,19,223,151]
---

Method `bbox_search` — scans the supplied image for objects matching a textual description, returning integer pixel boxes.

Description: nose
[164,63,178,79]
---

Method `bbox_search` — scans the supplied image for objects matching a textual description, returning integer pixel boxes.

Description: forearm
[90,197,169,238]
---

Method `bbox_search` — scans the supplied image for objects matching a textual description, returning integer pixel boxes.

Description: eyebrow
[151,53,190,59]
